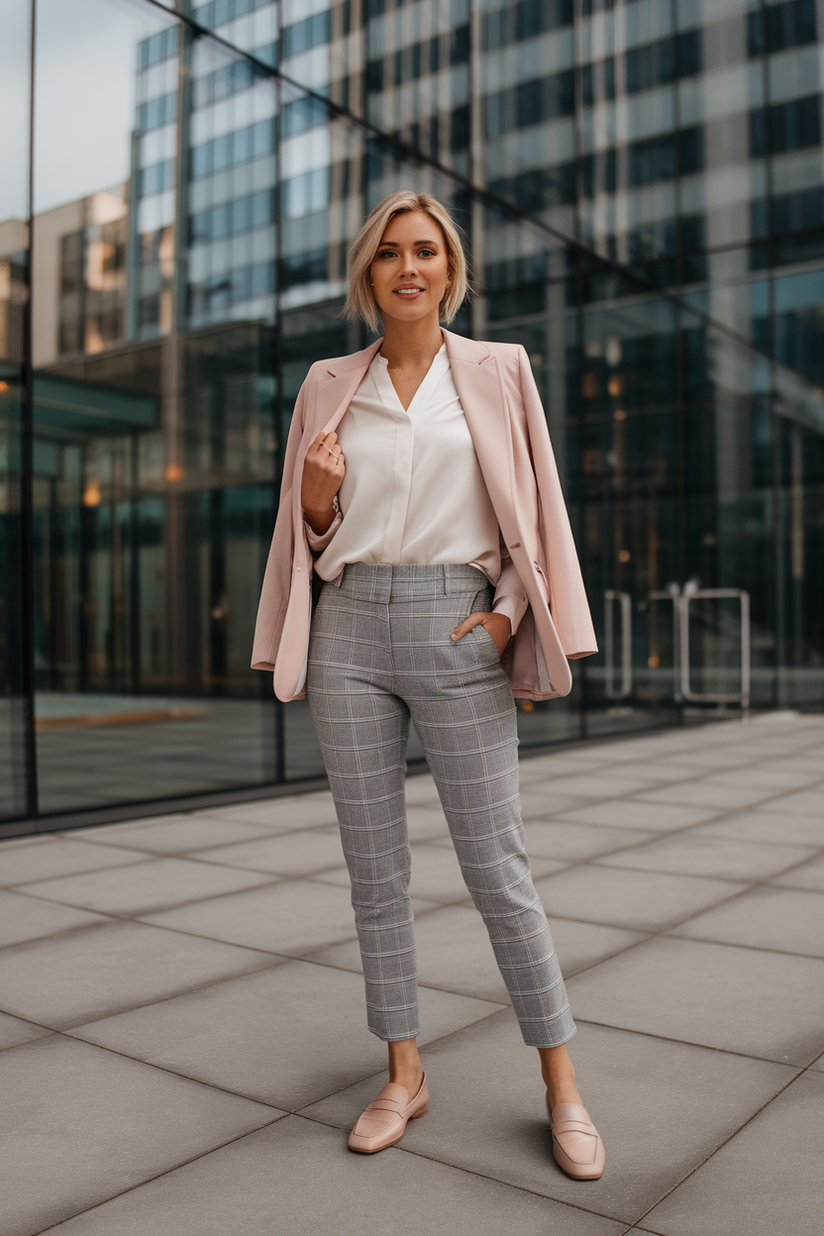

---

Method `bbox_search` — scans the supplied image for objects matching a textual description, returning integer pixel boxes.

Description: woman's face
[369,210,451,329]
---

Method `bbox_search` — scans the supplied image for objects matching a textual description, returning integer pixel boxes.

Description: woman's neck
[379,315,444,370]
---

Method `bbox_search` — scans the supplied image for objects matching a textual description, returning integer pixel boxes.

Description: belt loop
[441,564,447,595]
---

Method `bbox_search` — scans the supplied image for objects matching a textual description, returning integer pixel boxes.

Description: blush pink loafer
[547,1098,606,1180]
[348,1073,429,1153]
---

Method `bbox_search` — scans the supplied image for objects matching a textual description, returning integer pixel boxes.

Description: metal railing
[604,590,632,700]
[613,581,751,711]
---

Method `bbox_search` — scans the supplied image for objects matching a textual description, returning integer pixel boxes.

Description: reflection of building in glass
[32,190,129,365]
[2,0,823,831]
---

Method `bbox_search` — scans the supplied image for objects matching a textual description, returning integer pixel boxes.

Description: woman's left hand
[450,612,512,657]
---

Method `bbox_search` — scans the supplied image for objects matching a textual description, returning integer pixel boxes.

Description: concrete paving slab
[771,851,824,891]
[0,921,279,1029]
[693,809,824,847]
[5,712,824,1235]
[596,834,817,882]
[301,1015,794,1225]
[641,1070,824,1236]
[69,959,503,1109]
[518,754,614,777]
[402,775,441,805]
[34,1116,623,1236]
[528,773,653,799]
[67,813,190,839]
[636,782,775,810]
[670,885,824,958]
[567,935,824,1065]
[757,755,824,773]
[202,796,339,831]
[187,830,346,877]
[0,833,53,850]
[662,749,756,769]
[707,764,823,790]
[556,799,722,832]
[404,804,451,841]
[0,1009,52,1050]
[0,889,111,947]
[0,838,148,886]
[517,789,593,817]
[0,1034,279,1236]
[67,815,275,853]
[546,915,649,975]
[754,786,824,816]
[533,865,742,932]
[522,820,659,862]
[142,878,361,955]
[589,742,696,764]
[595,761,693,784]
[17,858,276,917]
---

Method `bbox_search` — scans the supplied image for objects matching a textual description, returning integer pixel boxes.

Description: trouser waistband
[336,562,489,602]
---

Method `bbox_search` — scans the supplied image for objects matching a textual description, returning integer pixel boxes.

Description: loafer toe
[348,1074,429,1154]
[547,1100,605,1180]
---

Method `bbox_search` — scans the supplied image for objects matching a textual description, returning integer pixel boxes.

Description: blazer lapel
[319,340,383,434]
[290,340,382,547]
[444,330,515,517]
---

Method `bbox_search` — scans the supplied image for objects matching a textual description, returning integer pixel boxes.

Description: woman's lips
[393,287,424,297]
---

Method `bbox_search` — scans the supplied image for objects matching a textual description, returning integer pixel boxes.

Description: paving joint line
[611,1060,819,1236]
[291,1108,633,1228]
[29,1112,288,1236]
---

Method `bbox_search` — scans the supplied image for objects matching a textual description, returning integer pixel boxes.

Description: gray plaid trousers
[307,563,576,1049]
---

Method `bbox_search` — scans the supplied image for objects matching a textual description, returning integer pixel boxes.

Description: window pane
[31,0,280,814]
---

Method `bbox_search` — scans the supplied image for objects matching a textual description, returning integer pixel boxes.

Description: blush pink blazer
[251,329,598,702]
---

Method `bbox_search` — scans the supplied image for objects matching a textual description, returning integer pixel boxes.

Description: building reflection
[0,0,822,830]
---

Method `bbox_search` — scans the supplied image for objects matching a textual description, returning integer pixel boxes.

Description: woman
[252,191,604,1180]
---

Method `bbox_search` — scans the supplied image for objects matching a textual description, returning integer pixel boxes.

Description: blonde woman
[252,191,605,1179]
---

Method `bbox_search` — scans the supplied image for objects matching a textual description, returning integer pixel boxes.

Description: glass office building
[2,0,822,834]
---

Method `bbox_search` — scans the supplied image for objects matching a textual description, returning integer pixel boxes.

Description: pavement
[1,710,823,1236]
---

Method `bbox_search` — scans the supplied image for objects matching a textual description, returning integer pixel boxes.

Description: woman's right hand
[301,431,345,535]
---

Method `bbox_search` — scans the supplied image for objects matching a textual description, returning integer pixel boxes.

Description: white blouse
[305,344,529,632]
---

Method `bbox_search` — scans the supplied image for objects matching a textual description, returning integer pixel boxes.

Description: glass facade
[2,0,822,834]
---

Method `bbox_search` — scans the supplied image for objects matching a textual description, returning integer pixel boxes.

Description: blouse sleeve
[303,510,342,552]
[492,546,529,635]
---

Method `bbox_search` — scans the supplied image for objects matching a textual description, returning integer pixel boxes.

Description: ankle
[539,1046,582,1110]
[387,1037,422,1094]
[389,1064,423,1091]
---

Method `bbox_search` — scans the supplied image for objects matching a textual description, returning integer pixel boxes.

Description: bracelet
[331,494,341,516]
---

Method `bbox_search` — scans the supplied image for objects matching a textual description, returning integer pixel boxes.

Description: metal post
[678,588,751,710]
[604,590,632,700]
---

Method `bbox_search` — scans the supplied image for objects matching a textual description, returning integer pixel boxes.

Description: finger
[450,612,485,641]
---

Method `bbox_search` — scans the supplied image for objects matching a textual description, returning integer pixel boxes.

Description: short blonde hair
[344,191,469,333]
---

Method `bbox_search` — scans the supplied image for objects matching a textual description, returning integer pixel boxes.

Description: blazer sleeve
[517,346,598,659]
[250,368,314,671]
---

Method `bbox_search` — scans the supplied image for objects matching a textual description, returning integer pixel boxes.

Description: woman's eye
[418,249,435,257]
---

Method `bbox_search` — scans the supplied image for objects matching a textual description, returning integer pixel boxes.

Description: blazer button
[510,542,521,549]
[296,566,303,572]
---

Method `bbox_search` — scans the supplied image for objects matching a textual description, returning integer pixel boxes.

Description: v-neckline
[375,343,447,418]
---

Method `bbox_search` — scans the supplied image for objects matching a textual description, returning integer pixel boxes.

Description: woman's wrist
[303,504,336,535]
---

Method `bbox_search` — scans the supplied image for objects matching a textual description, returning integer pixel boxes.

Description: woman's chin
[381,301,436,325]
